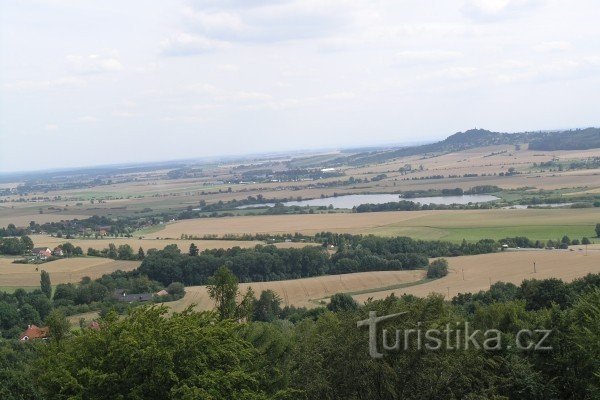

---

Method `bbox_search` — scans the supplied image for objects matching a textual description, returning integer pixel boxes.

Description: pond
[237,193,499,209]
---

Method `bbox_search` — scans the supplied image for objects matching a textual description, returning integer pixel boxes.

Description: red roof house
[19,325,50,341]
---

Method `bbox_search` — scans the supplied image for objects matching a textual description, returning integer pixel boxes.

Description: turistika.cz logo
[357,311,552,359]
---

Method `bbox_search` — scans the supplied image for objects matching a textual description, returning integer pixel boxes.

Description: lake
[237,193,499,209]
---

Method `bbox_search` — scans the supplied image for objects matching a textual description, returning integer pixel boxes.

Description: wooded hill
[312,127,600,167]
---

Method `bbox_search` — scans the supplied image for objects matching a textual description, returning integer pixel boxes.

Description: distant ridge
[317,127,600,167]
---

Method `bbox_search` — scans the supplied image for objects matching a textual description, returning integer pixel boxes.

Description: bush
[427,259,449,279]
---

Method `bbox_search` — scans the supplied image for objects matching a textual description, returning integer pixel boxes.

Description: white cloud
[44,124,59,131]
[66,54,123,74]
[395,50,463,65]
[534,40,572,52]
[462,0,544,22]
[78,116,98,122]
[4,77,84,91]
[160,33,229,56]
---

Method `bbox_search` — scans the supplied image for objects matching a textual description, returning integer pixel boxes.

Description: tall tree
[44,309,70,343]
[207,266,239,320]
[137,247,145,260]
[40,271,52,299]
[20,236,34,251]
[188,243,199,256]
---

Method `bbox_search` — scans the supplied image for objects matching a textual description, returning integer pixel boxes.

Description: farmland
[28,235,313,253]
[0,256,140,288]
[148,207,598,242]
[169,248,600,312]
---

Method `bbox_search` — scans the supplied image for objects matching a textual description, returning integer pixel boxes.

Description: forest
[1,271,598,399]
[137,235,501,286]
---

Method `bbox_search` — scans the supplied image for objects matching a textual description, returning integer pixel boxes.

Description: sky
[1,0,600,172]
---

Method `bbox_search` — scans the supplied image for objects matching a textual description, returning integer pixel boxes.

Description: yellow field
[167,249,600,313]
[30,236,312,253]
[169,270,425,312]
[353,249,600,303]
[0,257,140,287]
[148,208,598,242]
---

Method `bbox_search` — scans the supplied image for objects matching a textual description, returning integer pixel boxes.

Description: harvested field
[169,270,425,312]
[168,249,600,313]
[353,249,600,303]
[149,208,598,242]
[30,236,310,253]
[0,257,140,287]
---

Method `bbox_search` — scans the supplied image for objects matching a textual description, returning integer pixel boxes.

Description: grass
[152,208,598,244]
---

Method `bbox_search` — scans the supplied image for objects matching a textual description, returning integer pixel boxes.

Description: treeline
[354,200,495,213]
[0,270,185,339]
[0,236,33,255]
[4,273,599,399]
[528,127,600,151]
[138,235,499,286]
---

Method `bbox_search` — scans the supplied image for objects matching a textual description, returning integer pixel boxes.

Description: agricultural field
[1,144,599,230]
[353,248,600,303]
[0,256,140,288]
[148,207,598,243]
[169,248,600,312]
[29,235,312,253]
[169,269,426,312]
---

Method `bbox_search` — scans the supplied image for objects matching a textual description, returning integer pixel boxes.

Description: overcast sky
[1,0,599,172]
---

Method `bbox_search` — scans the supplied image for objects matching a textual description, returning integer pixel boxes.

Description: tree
[107,243,117,259]
[427,258,449,279]
[166,282,185,297]
[20,236,34,251]
[207,266,239,320]
[117,244,134,260]
[35,307,269,399]
[137,247,145,260]
[40,271,52,299]
[61,242,75,256]
[582,237,591,245]
[44,309,70,343]
[327,293,358,312]
[253,290,281,322]
[189,243,199,256]
[596,223,600,238]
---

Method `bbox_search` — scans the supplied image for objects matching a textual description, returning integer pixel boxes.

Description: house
[88,321,101,331]
[112,289,153,303]
[156,289,169,297]
[31,247,52,259]
[19,325,49,341]
[53,247,64,257]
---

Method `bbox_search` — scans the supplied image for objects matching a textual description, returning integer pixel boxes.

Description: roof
[113,289,153,303]
[19,325,49,341]
[88,321,101,330]
[31,247,51,253]
[156,289,169,296]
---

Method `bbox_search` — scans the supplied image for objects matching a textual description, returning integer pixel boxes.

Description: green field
[366,208,598,242]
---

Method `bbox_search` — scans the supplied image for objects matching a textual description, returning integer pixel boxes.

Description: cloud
[78,116,98,122]
[462,0,544,22]
[44,124,59,131]
[4,77,84,91]
[395,50,463,65]
[176,0,354,45]
[66,54,123,74]
[160,33,229,56]
[534,41,572,53]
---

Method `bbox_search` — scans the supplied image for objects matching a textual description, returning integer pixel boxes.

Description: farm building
[31,247,52,259]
